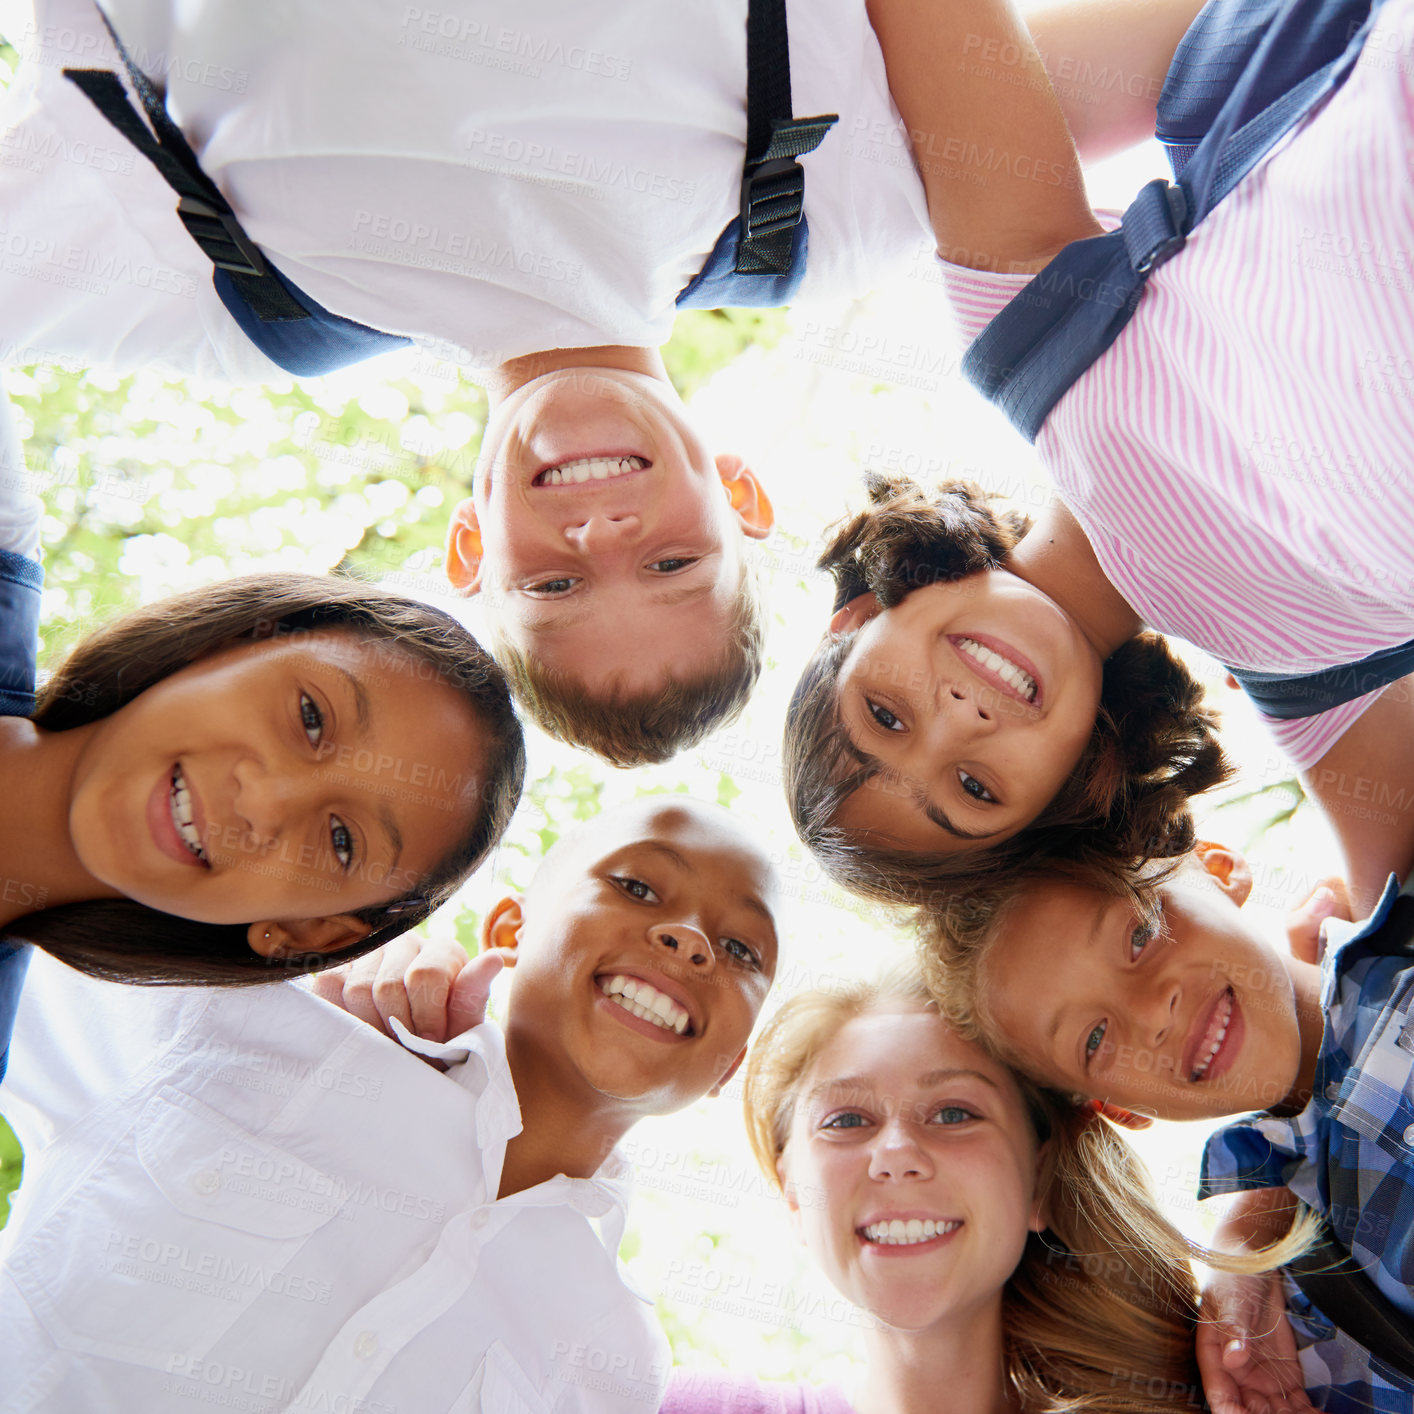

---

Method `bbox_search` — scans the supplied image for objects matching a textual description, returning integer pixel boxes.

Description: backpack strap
[964,0,1377,440]
[62,14,411,374]
[1229,638,1414,719]
[735,0,838,277]
[1288,1231,1414,1383]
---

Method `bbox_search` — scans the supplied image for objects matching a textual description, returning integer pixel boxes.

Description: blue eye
[934,1105,977,1125]
[867,698,903,731]
[1130,920,1158,960]
[649,557,698,573]
[526,577,577,596]
[1084,1021,1108,1065]
[821,1111,869,1131]
[330,817,355,870]
[959,772,996,803]
[300,693,324,747]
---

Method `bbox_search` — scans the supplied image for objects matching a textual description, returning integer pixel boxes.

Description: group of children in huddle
[2,0,1413,1410]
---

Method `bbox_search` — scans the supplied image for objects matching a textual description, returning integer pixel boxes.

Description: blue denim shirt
[0,546,42,1084]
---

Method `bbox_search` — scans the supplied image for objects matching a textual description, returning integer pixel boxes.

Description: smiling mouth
[534,455,650,487]
[952,636,1038,705]
[1190,987,1235,1082]
[169,765,208,866]
[859,1218,961,1246]
[598,974,693,1036]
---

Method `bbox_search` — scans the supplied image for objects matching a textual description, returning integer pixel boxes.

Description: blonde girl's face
[828,576,1103,855]
[779,1004,1045,1334]
[66,631,487,933]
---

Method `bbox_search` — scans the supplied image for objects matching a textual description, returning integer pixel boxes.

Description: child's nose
[562,512,641,553]
[649,921,714,967]
[232,761,316,846]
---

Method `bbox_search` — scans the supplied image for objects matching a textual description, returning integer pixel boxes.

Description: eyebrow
[331,664,372,734]
[807,1068,1002,1101]
[840,738,999,843]
[513,578,716,633]
[329,664,402,866]
[1042,894,1112,1060]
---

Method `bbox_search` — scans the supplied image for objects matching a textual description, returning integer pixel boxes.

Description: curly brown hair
[783,473,1230,909]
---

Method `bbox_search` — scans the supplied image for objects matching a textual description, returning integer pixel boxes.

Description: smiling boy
[0,797,780,1412]
[935,843,1414,1409]
[443,349,774,767]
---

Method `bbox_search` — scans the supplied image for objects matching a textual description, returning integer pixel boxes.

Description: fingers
[446,950,509,1038]
[1285,876,1350,964]
[402,938,475,1043]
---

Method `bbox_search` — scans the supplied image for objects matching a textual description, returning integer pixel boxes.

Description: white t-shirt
[0,0,931,379]
[0,954,670,1414]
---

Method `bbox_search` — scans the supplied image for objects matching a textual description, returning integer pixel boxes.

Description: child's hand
[310,937,506,1045]
[1196,1270,1315,1414]
[1285,877,1352,965]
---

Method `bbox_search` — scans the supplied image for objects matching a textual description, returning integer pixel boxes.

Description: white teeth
[599,975,690,1035]
[539,456,648,486]
[169,767,206,861]
[1191,991,1234,1081]
[956,637,1037,703]
[861,1218,959,1245]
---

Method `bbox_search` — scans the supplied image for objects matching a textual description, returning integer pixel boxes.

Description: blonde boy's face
[982,850,1309,1121]
[494,800,780,1117]
[445,368,772,696]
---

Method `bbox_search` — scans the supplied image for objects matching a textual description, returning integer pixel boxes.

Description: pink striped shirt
[940,0,1414,770]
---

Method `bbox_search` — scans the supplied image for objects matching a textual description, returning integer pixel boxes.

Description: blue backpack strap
[63,13,409,375]
[677,216,811,309]
[963,0,1377,441]
[0,549,41,718]
[0,941,31,1086]
[1158,0,1372,175]
[1229,638,1414,719]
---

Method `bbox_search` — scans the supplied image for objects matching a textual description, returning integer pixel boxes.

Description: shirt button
[353,1332,378,1360]
[191,1170,221,1195]
[1402,1123,1414,1146]
[470,1208,491,1230]
[1325,1081,1341,1102]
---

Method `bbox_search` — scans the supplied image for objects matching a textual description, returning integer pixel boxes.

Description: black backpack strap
[62,12,307,323]
[1230,637,1414,719]
[1288,1232,1414,1383]
[735,0,838,277]
[964,0,1376,440]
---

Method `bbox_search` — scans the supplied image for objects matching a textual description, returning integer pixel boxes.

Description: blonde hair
[743,965,1315,1414]
[491,562,764,768]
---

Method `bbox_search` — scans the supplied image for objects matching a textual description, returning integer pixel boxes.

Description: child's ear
[715,453,773,541]
[481,896,525,961]
[248,915,372,959]
[829,592,882,639]
[1193,841,1254,906]
[445,498,484,596]
[707,1045,748,1099]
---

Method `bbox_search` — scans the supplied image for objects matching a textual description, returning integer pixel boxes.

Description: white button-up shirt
[0,954,670,1414]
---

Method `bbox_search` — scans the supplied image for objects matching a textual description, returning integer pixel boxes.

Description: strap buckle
[1126,179,1190,277]
[740,156,806,242]
[176,194,269,278]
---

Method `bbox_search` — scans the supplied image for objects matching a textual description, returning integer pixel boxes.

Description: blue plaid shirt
[1201,874,1414,1413]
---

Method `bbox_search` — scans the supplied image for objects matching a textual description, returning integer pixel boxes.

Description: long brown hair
[783,474,1230,909]
[17,573,525,985]
[743,966,1314,1413]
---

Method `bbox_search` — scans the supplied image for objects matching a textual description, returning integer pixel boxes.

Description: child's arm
[1300,680,1414,916]
[1197,1187,1316,1414]
[1027,0,1208,161]
[867,0,1104,271]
